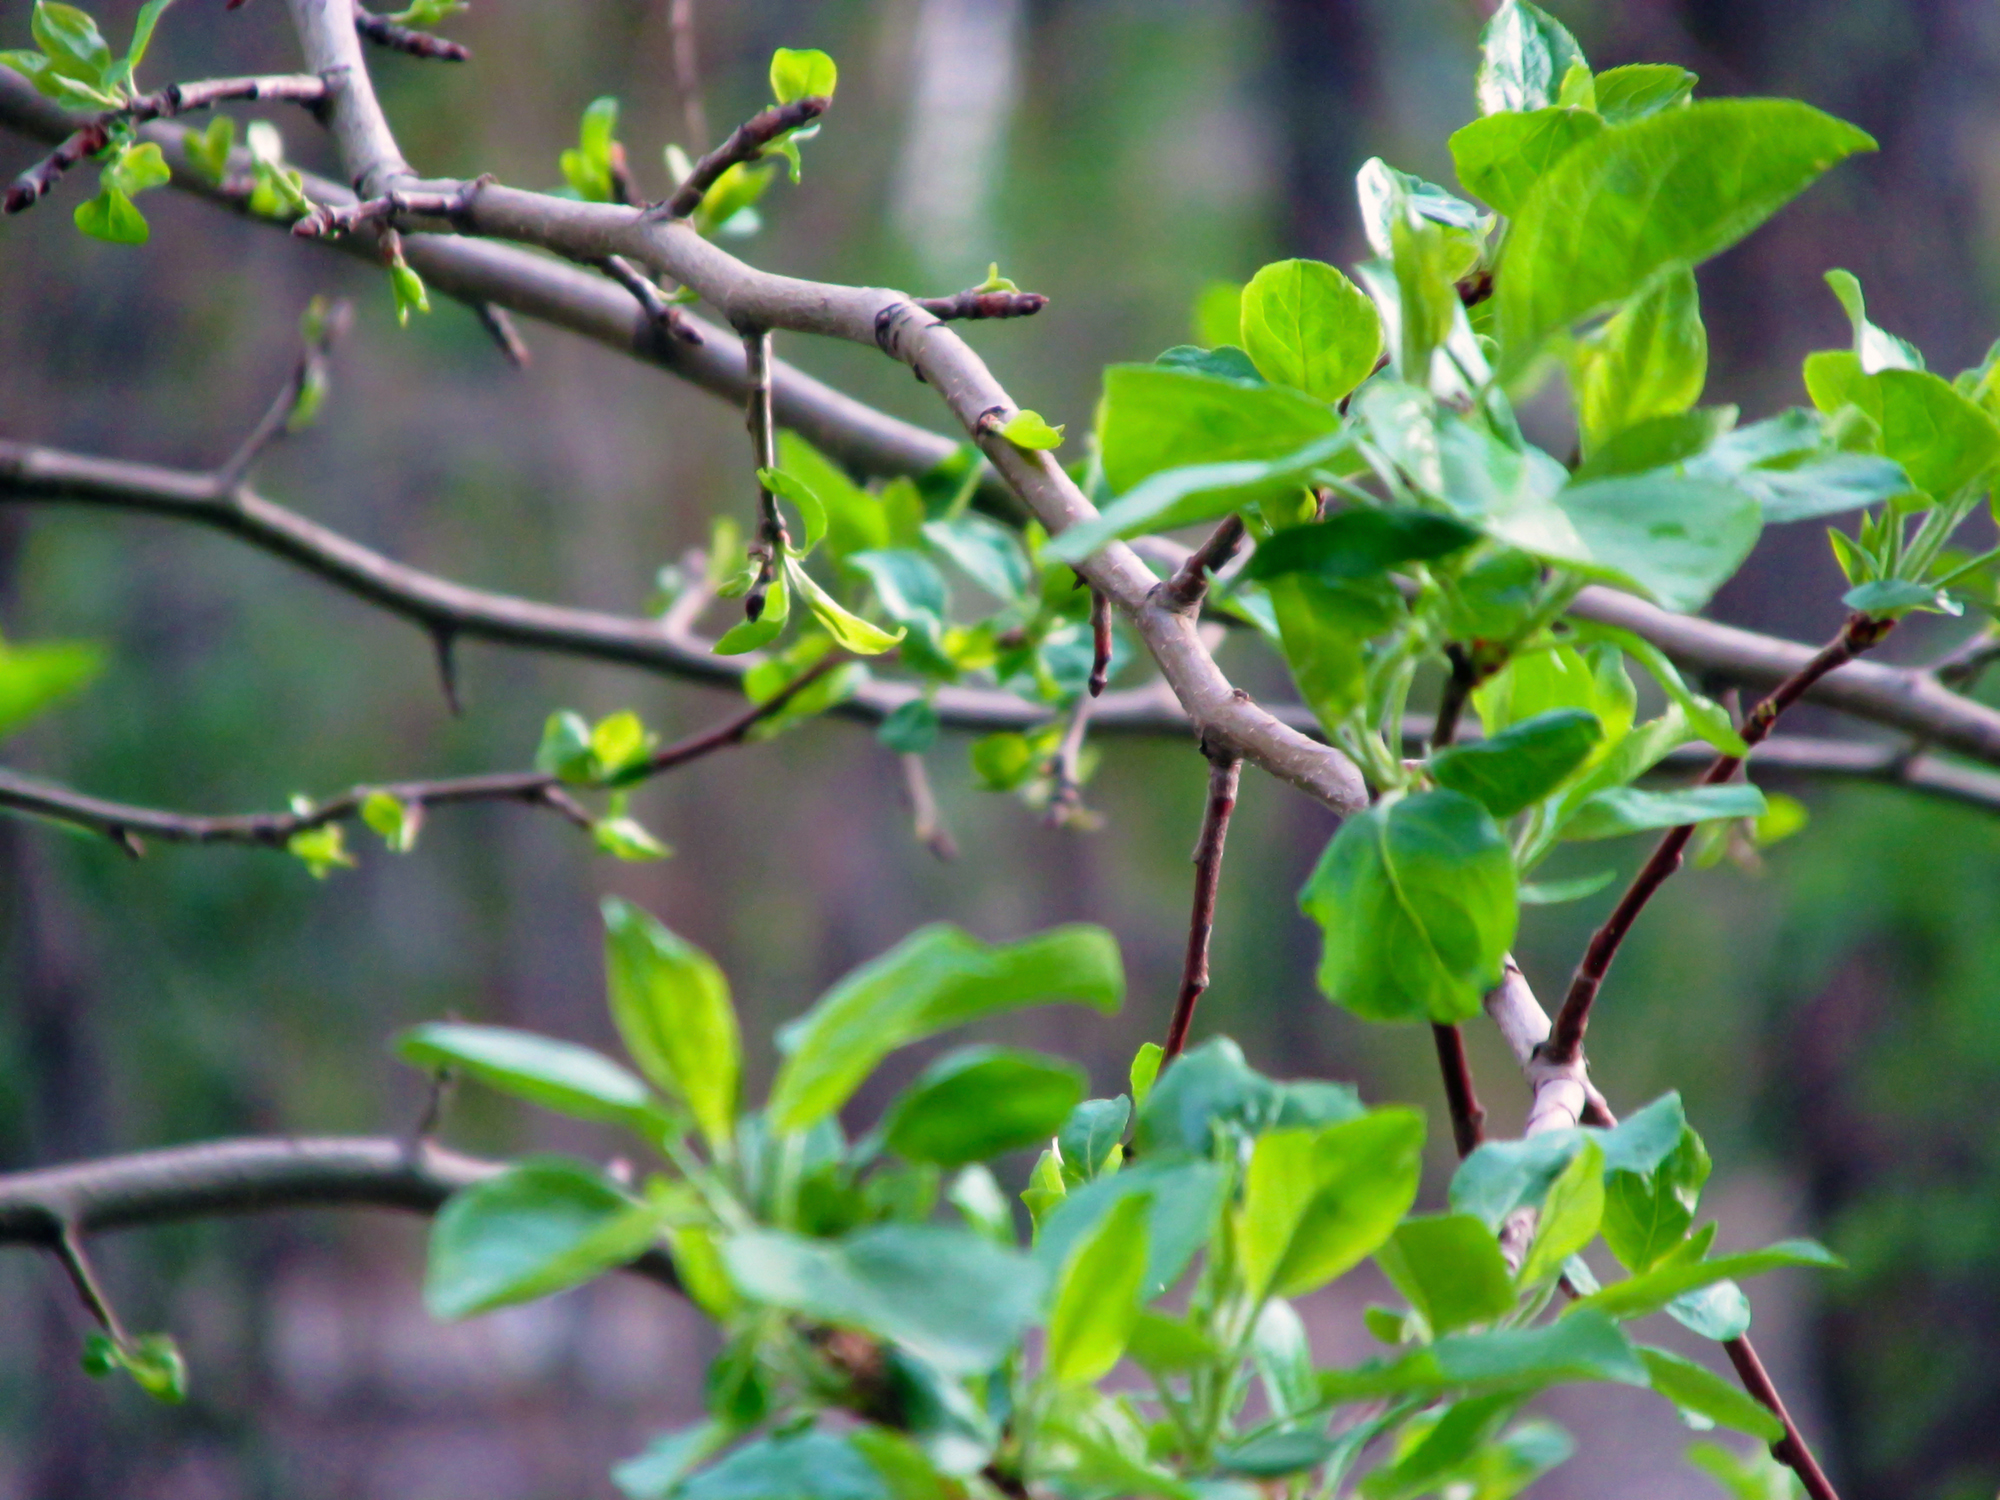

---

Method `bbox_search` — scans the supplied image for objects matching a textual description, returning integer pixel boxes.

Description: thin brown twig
[472,301,532,368]
[898,752,957,861]
[912,286,1049,322]
[1162,750,1242,1060]
[0,658,835,856]
[216,297,354,488]
[4,72,332,213]
[596,255,703,348]
[1156,515,1247,613]
[1725,1335,1841,1500]
[1431,1023,1487,1157]
[1431,644,1477,753]
[648,98,828,221]
[1043,690,1098,830]
[741,327,788,621]
[1087,587,1113,697]
[1548,612,1895,1065]
[353,6,469,61]
[53,1225,127,1342]
[668,0,709,153]
[289,174,487,239]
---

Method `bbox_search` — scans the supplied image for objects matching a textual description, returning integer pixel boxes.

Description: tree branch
[353,6,470,62]
[0,1136,678,1289]
[1431,1022,1487,1157]
[0,659,832,855]
[649,98,829,221]
[3,72,332,214]
[1549,612,1894,1066]
[1156,515,1247,614]
[1724,1335,1841,1500]
[1162,751,1242,1060]
[911,285,1049,323]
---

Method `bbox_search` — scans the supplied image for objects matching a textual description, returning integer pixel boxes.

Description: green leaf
[425,1159,656,1319]
[285,823,353,878]
[1301,790,1518,1024]
[117,0,174,83]
[1377,1215,1519,1334]
[1475,640,1634,742]
[390,259,430,326]
[761,467,828,554]
[968,731,1037,791]
[1319,1310,1647,1404]
[534,710,597,782]
[360,790,419,852]
[1428,709,1602,820]
[1824,267,1924,373]
[1238,258,1382,403]
[105,140,170,196]
[592,805,669,858]
[81,1330,188,1403]
[1252,1297,1317,1418]
[880,1045,1086,1168]
[1562,783,1767,841]
[1247,509,1480,583]
[921,515,1031,602]
[397,1021,661,1129]
[713,570,790,655]
[0,635,101,741]
[1033,1158,1226,1300]
[848,548,949,664]
[1156,343,1263,382]
[1519,871,1616,905]
[602,897,740,1151]
[1496,101,1875,376]
[1573,406,1736,484]
[1566,620,1748,754]
[613,1422,730,1500]
[1095,363,1342,496]
[560,96,619,201]
[1128,1042,1163,1108]
[1268,572,1398,731]
[1570,1239,1840,1323]
[1517,1139,1605,1287]
[784,557,904,654]
[1598,1124,1710,1272]
[768,924,1123,1132]
[1021,1145,1067,1230]
[591,710,658,782]
[1843,578,1953,617]
[1127,1310,1222,1375]
[1670,1280,1753,1342]
[877,698,939,754]
[1236,1110,1426,1300]
[1640,1346,1785,1437]
[1571,267,1708,454]
[1045,1192,1150,1384]
[74,185,149,244]
[1192,279,1244,348]
[1449,1095,1688,1230]
[778,431,887,560]
[997,410,1064,450]
[1057,1096,1130,1185]
[33,3,112,87]
[1802,352,2000,501]
[723,1225,1041,1375]
[1687,1437,1804,1500]
[1475,0,1585,115]
[1450,107,1603,217]
[1218,1430,1337,1480]
[1548,472,1763,614]
[770,47,837,104]
[1593,64,1696,122]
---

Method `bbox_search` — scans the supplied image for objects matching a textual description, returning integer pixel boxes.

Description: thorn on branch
[1162,748,1242,1060]
[912,287,1049,322]
[1156,515,1247,613]
[474,302,532,368]
[431,627,462,716]
[646,97,829,221]
[4,73,334,215]
[1087,586,1112,697]
[354,6,471,62]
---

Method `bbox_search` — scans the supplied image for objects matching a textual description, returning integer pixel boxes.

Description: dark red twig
[1157,514,1247,612]
[353,6,469,61]
[1725,1336,1841,1500]
[1087,587,1113,697]
[913,287,1049,322]
[647,97,828,221]
[1432,1023,1487,1157]
[0,659,835,856]
[1162,750,1242,1060]
[1548,612,1895,1065]
[4,73,331,213]
[1431,644,1477,753]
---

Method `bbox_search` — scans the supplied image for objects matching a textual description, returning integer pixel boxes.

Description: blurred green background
[2,1,1998,1496]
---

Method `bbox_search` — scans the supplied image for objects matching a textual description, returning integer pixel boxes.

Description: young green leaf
[1449,106,1603,216]
[285,823,353,878]
[1562,783,1767,841]
[1517,1138,1605,1287]
[1803,352,2000,502]
[767,924,1122,1132]
[723,1224,1042,1375]
[1376,1214,1518,1334]
[1428,709,1602,820]
[1235,1110,1426,1300]
[1570,267,1707,453]
[1056,1097,1130,1186]
[74,185,149,244]
[1301,790,1518,1024]
[1475,0,1586,115]
[995,410,1065,450]
[713,568,790,656]
[1569,1239,1840,1323]
[559,96,620,201]
[1246,509,1480,583]
[1592,64,1696,122]
[760,467,828,554]
[360,790,420,852]
[1824,267,1924,374]
[82,1330,188,1404]
[1238,258,1382,403]
[876,698,939,755]
[1044,1192,1151,1384]
[879,1045,1087,1168]
[1032,1158,1226,1300]
[602,897,740,1152]
[1095,363,1341,494]
[1128,1041,1163,1108]
[0,634,101,742]
[1497,101,1875,375]
[33,3,113,89]
[769,47,837,104]
[397,1020,662,1129]
[425,1158,659,1319]
[1601,1125,1711,1273]
[390,259,430,326]
[784,556,905,654]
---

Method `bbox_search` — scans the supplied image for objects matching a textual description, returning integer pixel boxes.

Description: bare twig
[472,301,531,368]
[1431,644,1477,754]
[1431,1023,1487,1157]
[1549,612,1895,1066]
[912,285,1049,322]
[668,0,709,152]
[898,752,957,860]
[1087,587,1113,697]
[0,659,835,855]
[1162,751,1242,1060]
[4,72,332,214]
[596,255,703,348]
[353,6,469,61]
[648,98,828,221]
[1043,691,1098,830]
[289,174,486,239]
[52,1226,128,1342]
[0,1137,679,1288]
[1156,515,1247,613]
[1724,1335,1841,1500]
[741,327,787,621]
[216,297,354,488]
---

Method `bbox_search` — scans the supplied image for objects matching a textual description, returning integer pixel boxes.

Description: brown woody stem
[1163,751,1242,1060]
[650,98,828,221]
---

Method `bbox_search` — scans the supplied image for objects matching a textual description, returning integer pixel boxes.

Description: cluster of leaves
[355,902,1826,1498]
[4,0,176,242]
